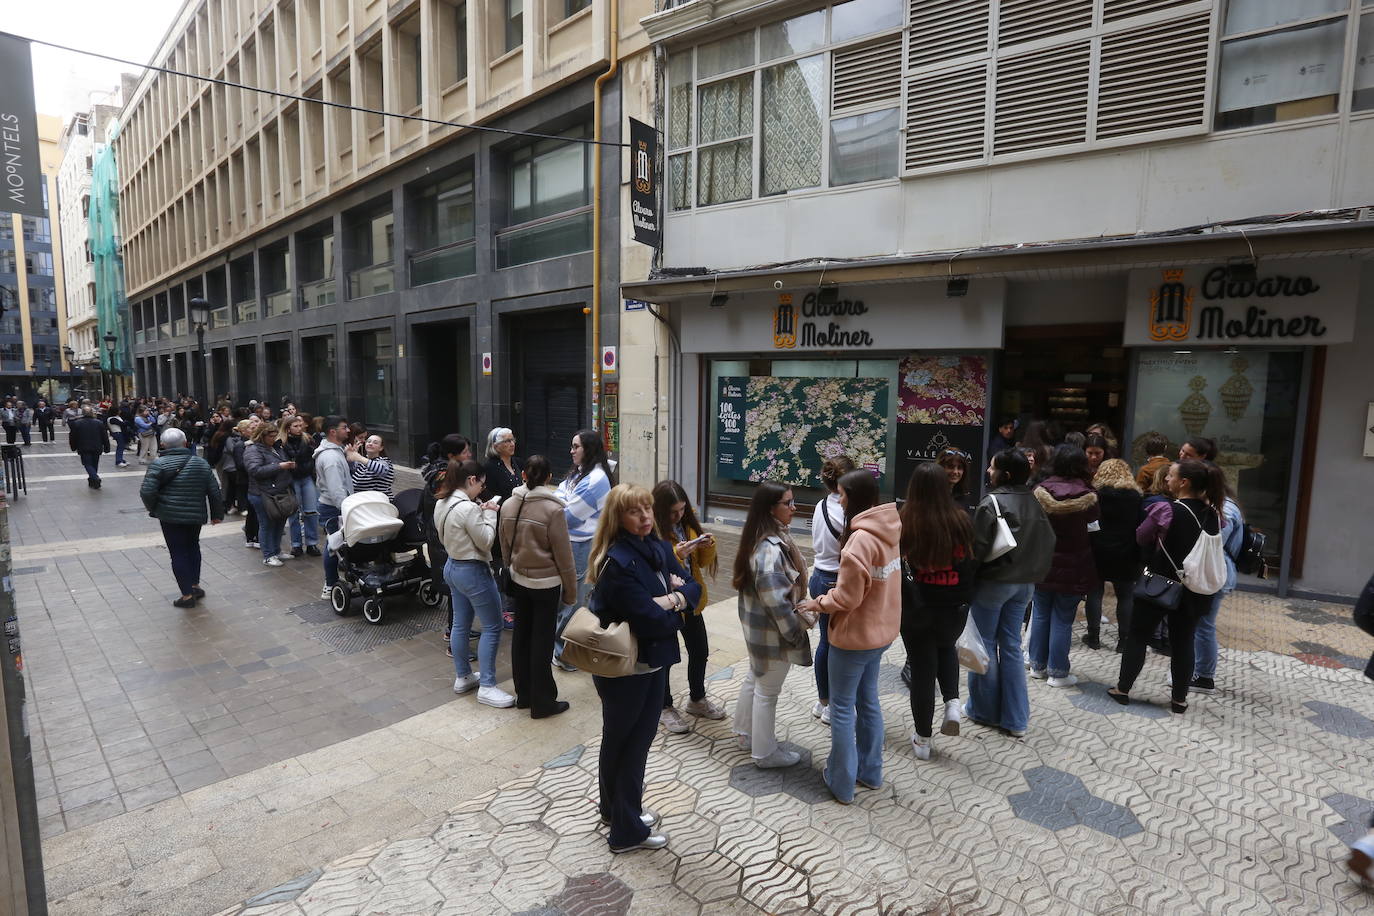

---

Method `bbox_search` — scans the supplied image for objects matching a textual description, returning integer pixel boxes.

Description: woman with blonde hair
[1085,458,1144,651]
[242,421,295,566]
[587,484,698,853]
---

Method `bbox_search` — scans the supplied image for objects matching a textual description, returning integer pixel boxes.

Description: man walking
[68,406,111,489]
[141,428,225,608]
[314,415,354,601]
[34,399,55,442]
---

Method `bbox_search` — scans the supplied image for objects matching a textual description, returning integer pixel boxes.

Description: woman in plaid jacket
[731,482,814,770]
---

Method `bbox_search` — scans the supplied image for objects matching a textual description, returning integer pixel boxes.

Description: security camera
[773,279,783,290]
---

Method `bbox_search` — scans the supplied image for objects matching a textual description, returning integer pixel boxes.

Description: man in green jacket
[141,428,225,608]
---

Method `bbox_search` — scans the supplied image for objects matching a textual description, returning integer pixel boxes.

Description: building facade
[624,0,1374,601]
[57,82,134,394]
[120,0,648,467]
[0,114,71,405]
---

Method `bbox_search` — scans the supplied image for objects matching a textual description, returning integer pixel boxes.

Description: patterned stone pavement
[206,616,1374,916]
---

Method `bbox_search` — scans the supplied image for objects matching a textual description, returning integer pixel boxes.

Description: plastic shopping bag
[955,614,990,675]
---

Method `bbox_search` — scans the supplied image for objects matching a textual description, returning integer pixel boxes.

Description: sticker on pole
[481,352,492,376]
[602,346,617,374]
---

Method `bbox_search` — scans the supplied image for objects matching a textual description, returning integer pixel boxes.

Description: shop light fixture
[817,286,840,306]
[946,277,969,297]
[1227,258,1258,284]
[709,293,729,308]
[1173,349,1192,355]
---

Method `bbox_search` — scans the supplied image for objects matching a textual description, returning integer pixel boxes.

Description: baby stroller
[327,489,445,624]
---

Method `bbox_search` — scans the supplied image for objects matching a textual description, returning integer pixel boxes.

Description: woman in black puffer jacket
[279,416,320,557]
[1086,459,1143,652]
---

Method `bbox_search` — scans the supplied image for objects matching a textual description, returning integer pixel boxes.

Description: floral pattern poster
[716,376,889,488]
[897,356,987,426]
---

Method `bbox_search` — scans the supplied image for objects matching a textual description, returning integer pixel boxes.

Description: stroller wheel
[331,584,352,616]
[418,580,444,607]
[362,597,385,625]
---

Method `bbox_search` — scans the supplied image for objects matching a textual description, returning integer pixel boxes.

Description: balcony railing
[410,240,476,287]
[347,262,394,299]
[235,298,259,323]
[495,207,592,269]
[264,289,293,318]
[300,278,336,309]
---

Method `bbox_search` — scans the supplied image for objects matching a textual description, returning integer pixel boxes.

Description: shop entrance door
[410,320,472,465]
[508,309,585,477]
[997,324,1129,438]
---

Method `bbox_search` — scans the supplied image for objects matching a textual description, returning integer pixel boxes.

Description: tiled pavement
[11,437,1374,913]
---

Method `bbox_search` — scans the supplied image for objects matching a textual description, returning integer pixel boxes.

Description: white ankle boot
[940,699,961,736]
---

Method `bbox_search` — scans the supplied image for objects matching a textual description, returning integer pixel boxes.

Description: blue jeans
[554,538,593,658]
[246,493,284,560]
[825,644,888,803]
[1193,590,1227,680]
[965,581,1033,733]
[1027,588,1083,677]
[113,431,127,465]
[319,503,342,586]
[288,477,320,548]
[808,569,838,702]
[446,559,503,687]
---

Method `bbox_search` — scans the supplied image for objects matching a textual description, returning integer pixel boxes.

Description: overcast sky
[9,0,186,122]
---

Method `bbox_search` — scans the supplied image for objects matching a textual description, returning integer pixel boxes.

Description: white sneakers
[811,701,832,726]
[274,553,294,561]
[263,557,283,567]
[478,685,515,708]
[452,673,480,694]
[1047,674,1079,689]
[940,699,962,736]
[660,707,691,734]
[754,747,801,769]
[911,735,931,760]
[320,585,332,600]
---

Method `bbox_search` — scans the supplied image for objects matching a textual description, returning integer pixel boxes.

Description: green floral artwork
[738,376,889,487]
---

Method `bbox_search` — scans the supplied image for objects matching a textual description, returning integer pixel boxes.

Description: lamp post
[104,332,118,401]
[188,297,210,410]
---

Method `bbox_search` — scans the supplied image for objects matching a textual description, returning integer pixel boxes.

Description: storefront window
[350,328,396,428]
[1129,349,1303,572]
[301,335,338,415]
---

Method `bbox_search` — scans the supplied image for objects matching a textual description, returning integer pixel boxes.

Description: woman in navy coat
[586,483,700,853]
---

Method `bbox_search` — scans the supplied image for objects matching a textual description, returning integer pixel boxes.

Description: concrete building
[0,114,71,406]
[118,0,654,468]
[57,80,136,396]
[621,0,1374,601]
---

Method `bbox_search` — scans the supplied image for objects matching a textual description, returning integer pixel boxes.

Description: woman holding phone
[653,481,724,733]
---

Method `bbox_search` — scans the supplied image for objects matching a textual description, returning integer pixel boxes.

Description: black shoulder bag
[261,446,301,522]
[147,456,194,517]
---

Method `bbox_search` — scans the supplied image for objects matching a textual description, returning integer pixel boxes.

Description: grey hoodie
[314,440,354,508]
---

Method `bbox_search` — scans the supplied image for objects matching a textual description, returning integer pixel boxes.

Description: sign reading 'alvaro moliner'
[1125,260,1358,347]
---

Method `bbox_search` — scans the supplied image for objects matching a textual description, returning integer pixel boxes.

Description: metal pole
[197,326,209,410]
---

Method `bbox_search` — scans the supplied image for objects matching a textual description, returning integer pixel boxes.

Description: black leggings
[1117,594,1204,703]
[664,610,709,706]
[900,606,969,738]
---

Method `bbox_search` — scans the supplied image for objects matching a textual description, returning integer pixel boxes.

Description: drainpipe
[591,0,619,433]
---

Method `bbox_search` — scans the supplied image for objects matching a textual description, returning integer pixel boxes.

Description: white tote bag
[984,494,1017,561]
[1174,501,1227,595]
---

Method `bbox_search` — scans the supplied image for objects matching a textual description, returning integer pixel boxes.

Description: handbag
[1133,567,1183,611]
[262,487,299,522]
[984,494,1017,561]
[560,559,640,677]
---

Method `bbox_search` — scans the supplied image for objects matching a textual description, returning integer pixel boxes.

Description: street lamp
[188,297,210,409]
[104,332,118,401]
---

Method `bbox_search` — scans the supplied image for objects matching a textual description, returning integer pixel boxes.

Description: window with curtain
[697,76,754,205]
[669,52,693,211]
[761,55,824,195]
[1216,0,1356,128]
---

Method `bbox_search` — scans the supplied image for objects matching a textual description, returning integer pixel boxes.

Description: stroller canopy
[340,491,404,546]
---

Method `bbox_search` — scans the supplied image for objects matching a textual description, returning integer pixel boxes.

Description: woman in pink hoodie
[798,469,903,804]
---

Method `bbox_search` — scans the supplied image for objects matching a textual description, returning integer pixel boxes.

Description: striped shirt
[350,457,395,497]
[556,465,611,542]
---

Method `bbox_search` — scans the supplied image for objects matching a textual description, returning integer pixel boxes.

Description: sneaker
[610,833,668,854]
[683,697,727,720]
[319,586,332,600]
[1189,676,1216,695]
[477,685,516,708]
[811,701,831,725]
[246,540,260,549]
[263,557,283,567]
[660,707,692,734]
[117,462,130,468]
[306,545,321,557]
[1029,667,1048,680]
[274,553,294,561]
[911,735,931,760]
[291,546,304,558]
[452,673,480,694]
[1006,727,1028,738]
[940,699,961,736]
[1047,674,1079,688]
[552,656,578,672]
[754,747,801,769]
[172,596,197,608]
[601,809,660,828]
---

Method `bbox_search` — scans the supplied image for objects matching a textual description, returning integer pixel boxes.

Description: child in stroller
[326,489,445,623]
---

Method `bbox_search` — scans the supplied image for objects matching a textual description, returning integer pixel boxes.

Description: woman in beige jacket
[499,455,578,718]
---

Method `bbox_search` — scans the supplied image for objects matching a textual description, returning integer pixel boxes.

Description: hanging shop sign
[681,280,1005,354]
[0,35,46,219]
[1124,261,1359,347]
[714,375,890,488]
[628,117,661,250]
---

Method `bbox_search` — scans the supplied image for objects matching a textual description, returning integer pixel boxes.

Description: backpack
[1233,524,1267,578]
[1168,501,1227,596]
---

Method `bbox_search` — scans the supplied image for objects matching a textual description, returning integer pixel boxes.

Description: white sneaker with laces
[940,699,961,736]
[1047,674,1078,688]
[246,540,261,549]
[754,747,801,769]
[659,707,692,734]
[811,701,831,725]
[274,553,294,561]
[263,557,283,567]
[478,685,516,708]
[320,586,332,600]
[452,673,480,694]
